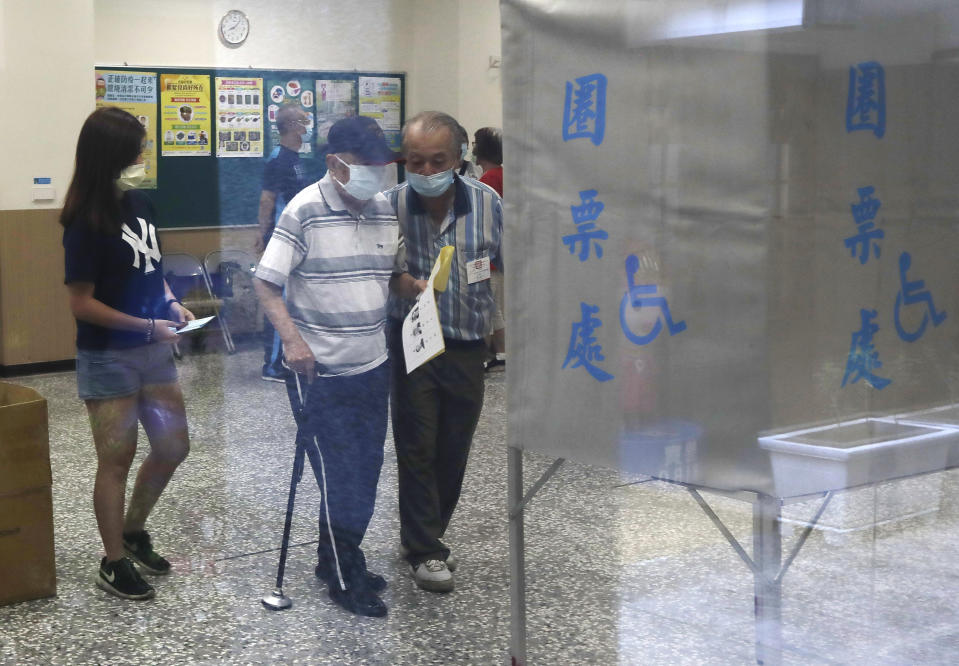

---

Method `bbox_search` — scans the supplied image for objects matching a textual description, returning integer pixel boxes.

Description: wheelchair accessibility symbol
[619,254,686,346]
[893,251,946,343]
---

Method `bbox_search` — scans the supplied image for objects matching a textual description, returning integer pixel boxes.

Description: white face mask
[116,163,146,191]
[460,143,469,161]
[406,168,454,198]
[332,155,386,201]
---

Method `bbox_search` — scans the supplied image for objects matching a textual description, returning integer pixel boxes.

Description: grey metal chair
[203,249,260,347]
[162,252,234,354]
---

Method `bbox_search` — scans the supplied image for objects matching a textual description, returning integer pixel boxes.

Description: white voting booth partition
[501,1,959,664]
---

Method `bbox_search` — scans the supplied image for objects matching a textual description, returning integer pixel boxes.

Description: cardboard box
[0,382,56,605]
[0,488,56,605]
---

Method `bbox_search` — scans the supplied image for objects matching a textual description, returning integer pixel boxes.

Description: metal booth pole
[508,447,565,666]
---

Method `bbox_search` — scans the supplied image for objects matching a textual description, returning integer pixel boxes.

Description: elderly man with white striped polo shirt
[387,111,504,593]
[254,116,401,618]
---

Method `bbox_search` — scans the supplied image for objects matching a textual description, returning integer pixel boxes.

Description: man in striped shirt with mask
[387,111,504,593]
[254,116,401,618]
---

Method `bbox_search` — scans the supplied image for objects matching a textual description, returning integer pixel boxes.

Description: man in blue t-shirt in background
[255,105,312,381]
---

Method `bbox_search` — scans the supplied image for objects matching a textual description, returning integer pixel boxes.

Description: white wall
[0,0,95,210]
[93,0,499,129]
[456,0,503,138]
[0,0,501,212]
[407,0,459,119]
[95,0,413,71]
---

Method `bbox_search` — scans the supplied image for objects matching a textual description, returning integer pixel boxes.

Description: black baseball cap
[325,116,399,165]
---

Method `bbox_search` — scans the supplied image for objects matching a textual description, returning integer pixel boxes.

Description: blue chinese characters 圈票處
[844,186,884,264]
[562,303,614,382]
[842,309,891,390]
[846,61,885,138]
[562,189,608,262]
[562,73,607,146]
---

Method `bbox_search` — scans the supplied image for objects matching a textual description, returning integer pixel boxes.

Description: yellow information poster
[214,77,264,158]
[160,73,212,156]
[358,76,402,151]
[95,70,158,189]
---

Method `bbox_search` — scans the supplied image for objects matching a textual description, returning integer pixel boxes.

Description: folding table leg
[753,494,783,666]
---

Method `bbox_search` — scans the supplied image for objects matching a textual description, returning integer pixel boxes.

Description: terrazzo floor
[2,344,959,665]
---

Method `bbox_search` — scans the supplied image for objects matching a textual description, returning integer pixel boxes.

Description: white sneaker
[400,544,457,572]
[410,559,454,593]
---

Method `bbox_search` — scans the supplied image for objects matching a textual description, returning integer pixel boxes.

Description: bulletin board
[94,66,406,229]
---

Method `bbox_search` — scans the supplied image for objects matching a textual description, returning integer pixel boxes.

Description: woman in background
[60,107,193,600]
[454,122,480,179]
[473,126,503,197]
[473,126,506,370]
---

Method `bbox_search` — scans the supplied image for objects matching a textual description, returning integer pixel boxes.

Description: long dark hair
[60,107,145,234]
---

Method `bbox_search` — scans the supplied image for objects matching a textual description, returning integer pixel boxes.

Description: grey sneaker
[400,544,457,572]
[410,559,454,593]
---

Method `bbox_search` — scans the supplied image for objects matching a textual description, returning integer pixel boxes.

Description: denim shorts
[76,344,178,400]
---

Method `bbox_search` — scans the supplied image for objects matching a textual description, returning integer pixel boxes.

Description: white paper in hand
[401,247,454,374]
[402,287,445,374]
[171,315,216,334]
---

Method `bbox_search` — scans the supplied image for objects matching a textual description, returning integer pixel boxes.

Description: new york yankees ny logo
[120,217,161,274]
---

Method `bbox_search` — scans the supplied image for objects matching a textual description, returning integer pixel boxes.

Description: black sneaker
[122,530,171,575]
[96,557,155,600]
[328,583,387,618]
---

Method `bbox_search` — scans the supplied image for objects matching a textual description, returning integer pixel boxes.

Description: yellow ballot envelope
[429,246,455,292]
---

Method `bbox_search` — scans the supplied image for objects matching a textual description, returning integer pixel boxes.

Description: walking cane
[261,372,309,611]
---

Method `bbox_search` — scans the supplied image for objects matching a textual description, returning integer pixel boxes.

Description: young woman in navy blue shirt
[61,107,194,600]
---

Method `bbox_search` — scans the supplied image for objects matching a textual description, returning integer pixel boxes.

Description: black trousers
[387,321,486,566]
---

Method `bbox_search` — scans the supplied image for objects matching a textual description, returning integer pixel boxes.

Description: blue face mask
[407,168,454,198]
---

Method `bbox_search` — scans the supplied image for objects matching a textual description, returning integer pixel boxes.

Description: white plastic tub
[892,404,959,468]
[758,417,954,498]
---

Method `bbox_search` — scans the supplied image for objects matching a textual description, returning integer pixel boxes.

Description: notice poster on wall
[315,79,357,152]
[358,76,402,151]
[160,73,212,156]
[215,77,264,158]
[95,69,158,189]
[265,76,315,158]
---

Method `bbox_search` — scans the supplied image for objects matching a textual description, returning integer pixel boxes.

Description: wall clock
[219,10,250,47]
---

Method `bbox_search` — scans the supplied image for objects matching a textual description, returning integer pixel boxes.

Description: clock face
[219,10,249,45]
